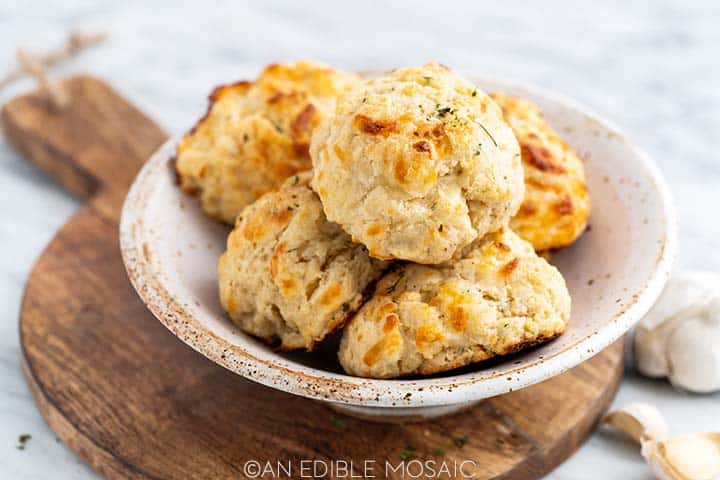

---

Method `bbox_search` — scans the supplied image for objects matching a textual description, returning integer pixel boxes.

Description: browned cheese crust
[311,63,524,264]
[177,61,361,223]
[218,173,389,350]
[339,228,570,378]
[490,92,590,252]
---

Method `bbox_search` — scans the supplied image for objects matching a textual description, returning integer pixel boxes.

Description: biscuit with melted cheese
[218,173,388,350]
[490,92,590,251]
[338,228,570,378]
[177,60,361,223]
[311,63,524,264]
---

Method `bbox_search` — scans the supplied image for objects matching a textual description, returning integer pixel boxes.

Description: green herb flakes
[454,436,468,448]
[330,416,346,430]
[17,434,31,450]
[476,122,498,147]
[400,445,416,460]
[385,270,405,294]
[436,106,454,118]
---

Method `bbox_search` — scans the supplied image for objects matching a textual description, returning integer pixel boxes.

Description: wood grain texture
[3,76,624,480]
[1,75,166,222]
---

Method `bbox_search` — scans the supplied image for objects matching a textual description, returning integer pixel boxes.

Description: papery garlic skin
[604,403,669,443]
[634,271,720,393]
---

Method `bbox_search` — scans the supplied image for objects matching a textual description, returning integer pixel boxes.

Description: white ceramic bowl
[120,75,676,422]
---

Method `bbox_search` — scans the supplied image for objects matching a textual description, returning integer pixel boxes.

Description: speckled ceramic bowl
[120,75,676,422]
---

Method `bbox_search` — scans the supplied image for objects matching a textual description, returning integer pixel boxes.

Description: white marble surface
[1,1,719,478]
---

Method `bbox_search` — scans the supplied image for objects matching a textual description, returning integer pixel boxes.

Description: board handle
[1,75,168,223]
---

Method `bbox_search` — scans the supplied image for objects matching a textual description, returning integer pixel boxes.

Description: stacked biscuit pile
[176,60,590,379]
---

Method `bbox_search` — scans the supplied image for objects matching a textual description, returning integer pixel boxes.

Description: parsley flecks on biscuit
[311,63,524,264]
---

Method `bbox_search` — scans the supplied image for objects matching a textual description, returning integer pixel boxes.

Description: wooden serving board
[3,76,624,480]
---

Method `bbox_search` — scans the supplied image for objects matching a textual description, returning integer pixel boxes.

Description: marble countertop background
[1,1,719,478]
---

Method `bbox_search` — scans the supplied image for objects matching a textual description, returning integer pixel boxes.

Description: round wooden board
[6,76,625,480]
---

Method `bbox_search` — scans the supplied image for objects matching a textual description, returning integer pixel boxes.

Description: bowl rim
[120,74,677,408]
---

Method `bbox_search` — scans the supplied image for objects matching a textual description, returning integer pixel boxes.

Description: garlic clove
[604,402,670,443]
[666,300,720,393]
[642,433,720,480]
[634,270,720,388]
[605,402,720,479]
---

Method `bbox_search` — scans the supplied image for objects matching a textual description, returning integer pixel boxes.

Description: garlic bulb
[634,270,720,393]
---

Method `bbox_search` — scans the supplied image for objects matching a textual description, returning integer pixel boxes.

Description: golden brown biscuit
[311,63,524,264]
[177,60,361,223]
[490,92,590,251]
[218,173,388,351]
[338,228,570,378]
